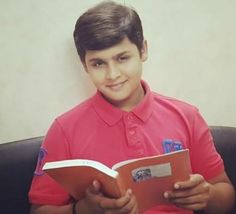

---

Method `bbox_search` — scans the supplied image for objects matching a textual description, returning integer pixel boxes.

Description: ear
[141,40,148,62]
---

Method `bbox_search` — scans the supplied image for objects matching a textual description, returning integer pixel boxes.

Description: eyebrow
[88,51,130,63]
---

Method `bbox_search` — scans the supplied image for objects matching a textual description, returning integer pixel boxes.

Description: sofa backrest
[0,137,43,214]
[195,126,236,214]
[211,126,236,190]
[0,126,235,214]
[209,126,236,214]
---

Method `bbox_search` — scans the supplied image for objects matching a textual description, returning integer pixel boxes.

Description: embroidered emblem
[34,148,48,176]
[162,139,183,153]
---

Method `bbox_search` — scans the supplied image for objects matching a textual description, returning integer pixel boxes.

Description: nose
[106,63,121,80]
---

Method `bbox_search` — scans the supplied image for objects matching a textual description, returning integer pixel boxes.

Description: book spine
[116,174,127,196]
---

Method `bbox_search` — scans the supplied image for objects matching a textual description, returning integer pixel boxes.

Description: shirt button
[127,115,134,120]
[129,129,136,135]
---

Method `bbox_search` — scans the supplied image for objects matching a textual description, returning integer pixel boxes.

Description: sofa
[0,126,235,214]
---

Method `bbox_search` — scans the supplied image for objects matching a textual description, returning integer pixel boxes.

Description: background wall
[1,0,235,144]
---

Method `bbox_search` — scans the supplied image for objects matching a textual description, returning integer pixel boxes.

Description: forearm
[204,182,235,214]
[76,199,92,214]
[30,204,73,214]
[30,200,91,214]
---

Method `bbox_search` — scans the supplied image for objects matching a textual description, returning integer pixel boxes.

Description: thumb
[91,180,101,193]
[86,180,102,196]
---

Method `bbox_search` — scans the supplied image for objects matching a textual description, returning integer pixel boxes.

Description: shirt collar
[91,80,154,126]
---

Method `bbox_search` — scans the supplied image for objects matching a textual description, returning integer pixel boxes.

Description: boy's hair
[73,0,144,62]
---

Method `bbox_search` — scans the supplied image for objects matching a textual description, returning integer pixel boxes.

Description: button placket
[123,114,145,157]
[124,114,140,146]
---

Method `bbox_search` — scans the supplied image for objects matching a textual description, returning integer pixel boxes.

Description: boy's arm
[30,204,74,214]
[30,201,91,214]
[164,171,235,214]
[203,172,235,214]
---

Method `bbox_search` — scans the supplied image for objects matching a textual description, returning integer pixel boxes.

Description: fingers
[163,174,211,211]
[85,182,138,214]
[164,193,209,211]
[174,174,204,190]
[164,174,207,198]
[165,181,210,199]
[84,180,104,213]
[170,195,208,211]
[128,194,139,214]
[99,189,132,209]
[118,190,138,213]
[99,189,138,214]
[173,201,207,211]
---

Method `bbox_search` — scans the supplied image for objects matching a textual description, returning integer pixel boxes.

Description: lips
[107,80,127,90]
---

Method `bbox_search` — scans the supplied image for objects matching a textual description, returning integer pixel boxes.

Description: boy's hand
[164,174,211,211]
[80,180,139,214]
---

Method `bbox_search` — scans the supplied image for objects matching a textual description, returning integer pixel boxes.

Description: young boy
[29,1,235,214]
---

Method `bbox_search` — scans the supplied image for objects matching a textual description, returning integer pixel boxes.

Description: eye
[92,60,104,68]
[118,55,129,63]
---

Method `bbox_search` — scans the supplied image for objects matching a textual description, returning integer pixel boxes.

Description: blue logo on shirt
[34,148,48,176]
[162,139,183,153]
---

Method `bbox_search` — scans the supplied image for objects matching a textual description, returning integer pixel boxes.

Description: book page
[112,149,187,170]
[43,159,118,178]
[43,159,123,200]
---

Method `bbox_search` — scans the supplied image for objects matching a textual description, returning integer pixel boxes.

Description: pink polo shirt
[29,81,224,213]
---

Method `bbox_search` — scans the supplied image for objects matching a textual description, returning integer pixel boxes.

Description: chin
[104,94,129,105]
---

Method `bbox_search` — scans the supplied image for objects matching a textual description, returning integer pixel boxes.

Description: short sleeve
[28,119,72,205]
[189,109,224,180]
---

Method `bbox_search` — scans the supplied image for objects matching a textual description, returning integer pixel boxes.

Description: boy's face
[83,37,148,110]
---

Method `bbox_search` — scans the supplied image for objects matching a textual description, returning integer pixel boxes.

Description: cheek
[123,61,143,76]
[89,72,105,87]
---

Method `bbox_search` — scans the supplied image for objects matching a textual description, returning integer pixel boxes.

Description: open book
[43,149,191,213]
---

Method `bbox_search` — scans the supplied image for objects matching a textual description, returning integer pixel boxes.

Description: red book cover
[43,149,191,213]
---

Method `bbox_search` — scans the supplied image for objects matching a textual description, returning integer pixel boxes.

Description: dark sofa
[0,126,235,214]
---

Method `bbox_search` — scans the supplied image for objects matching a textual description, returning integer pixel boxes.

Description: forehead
[85,37,139,62]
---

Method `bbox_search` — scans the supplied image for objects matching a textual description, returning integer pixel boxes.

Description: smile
[107,80,127,90]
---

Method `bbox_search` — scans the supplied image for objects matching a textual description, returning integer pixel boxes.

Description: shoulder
[56,96,95,126]
[152,92,199,114]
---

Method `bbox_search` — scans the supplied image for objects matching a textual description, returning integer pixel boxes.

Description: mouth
[106,80,127,90]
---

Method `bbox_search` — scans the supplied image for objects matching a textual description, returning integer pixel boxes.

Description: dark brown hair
[73,0,144,62]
